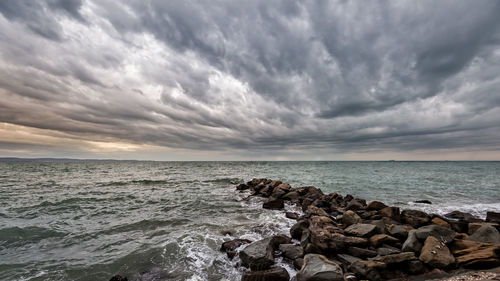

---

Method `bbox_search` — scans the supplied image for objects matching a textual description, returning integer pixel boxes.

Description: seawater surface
[1,161,499,280]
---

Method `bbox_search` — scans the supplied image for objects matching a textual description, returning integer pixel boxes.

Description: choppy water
[0,161,499,281]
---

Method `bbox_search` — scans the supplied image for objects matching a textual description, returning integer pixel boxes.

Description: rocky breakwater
[222,178,500,281]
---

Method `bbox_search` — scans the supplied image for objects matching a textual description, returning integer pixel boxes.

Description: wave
[0,226,67,247]
[404,202,500,219]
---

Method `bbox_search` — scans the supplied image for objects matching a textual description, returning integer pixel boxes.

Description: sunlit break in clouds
[1,0,500,160]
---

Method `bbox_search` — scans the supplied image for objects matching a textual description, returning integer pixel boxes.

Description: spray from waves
[403,202,500,219]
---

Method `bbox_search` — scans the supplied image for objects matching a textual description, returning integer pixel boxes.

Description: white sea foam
[404,202,500,219]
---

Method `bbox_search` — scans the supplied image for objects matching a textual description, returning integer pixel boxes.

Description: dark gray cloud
[0,0,500,159]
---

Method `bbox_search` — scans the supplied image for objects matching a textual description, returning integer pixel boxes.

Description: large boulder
[466,225,500,244]
[419,236,455,268]
[451,239,500,268]
[379,207,401,222]
[343,210,362,226]
[386,224,413,239]
[279,244,304,260]
[241,267,290,281]
[239,238,275,270]
[263,197,284,210]
[348,246,377,258]
[296,254,344,281]
[366,201,387,211]
[220,238,252,259]
[344,224,378,238]
[402,230,423,253]
[414,225,455,244]
[444,211,482,223]
[291,220,309,240]
[401,209,431,228]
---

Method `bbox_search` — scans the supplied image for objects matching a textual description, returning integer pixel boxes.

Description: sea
[0,160,499,281]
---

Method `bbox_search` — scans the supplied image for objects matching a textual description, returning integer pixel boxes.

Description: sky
[0,0,500,161]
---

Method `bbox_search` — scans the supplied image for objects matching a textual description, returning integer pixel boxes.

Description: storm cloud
[0,0,500,160]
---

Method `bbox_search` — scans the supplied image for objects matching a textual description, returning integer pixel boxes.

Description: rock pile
[224,178,500,281]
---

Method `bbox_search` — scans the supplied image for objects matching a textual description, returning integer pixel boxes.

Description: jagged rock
[291,220,309,240]
[444,211,482,223]
[344,224,378,238]
[337,254,362,266]
[263,197,284,210]
[367,201,388,211]
[220,239,252,259]
[401,209,431,228]
[466,225,500,244]
[237,183,250,190]
[369,234,399,247]
[402,230,423,253]
[386,224,413,239]
[414,225,455,244]
[343,210,362,226]
[109,275,127,281]
[451,239,500,269]
[379,207,401,222]
[279,244,304,260]
[349,260,386,281]
[348,246,377,258]
[241,267,290,281]
[373,252,416,264]
[296,254,344,281]
[358,210,379,220]
[240,236,290,270]
[432,217,450,228]
[369,220,387,234]
[419,236,455,268]
[376,245,401,256]
[487,212,500,223]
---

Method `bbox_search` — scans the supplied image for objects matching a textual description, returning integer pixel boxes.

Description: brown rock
[432,217,450,228]
[279,244,304,260]
[290,220,309,240]
[373,252,416,264]
[283,191,300,200]
[419,236,455,268]
[349,260,386,281]
[305,205,329,217]
[348,246,377,258]
[344,223,378,237]
[285,212,299,220]
[367,201,388,211]
[401,209,431,228]
[386,224,413,239]
[379,207,401,222]
[241,267,290,281]
[263,197,284,210]
[451,239,500,269]
[220,238,252,259]
[487,211,500,223]
[468,222,499,235]
[445,211,483,223]
[369,234,399,247]
[343,210,362,226]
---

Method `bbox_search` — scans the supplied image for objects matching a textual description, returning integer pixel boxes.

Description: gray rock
[279,244,304,260]
[349,260,386,281]
[386,224,412,239]
[296,254,344,281]
[376,245,401,256]
[366,201,388,211]
[487,211,500,223]
[241,267,290,281]
[348,246,377,258]
[239,238,274,270]
[402,230,423,253]
[414,225,455,244]
[290,220,309,240]
[344,224,378,238]
[466,224,500,244]
[220,238,252,259]
[336,254,361,266]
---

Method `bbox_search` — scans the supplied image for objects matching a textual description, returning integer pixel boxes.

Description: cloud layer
[1,0,500,160]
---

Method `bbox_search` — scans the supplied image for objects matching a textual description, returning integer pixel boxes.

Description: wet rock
[373,252,416,264]
[468,222,499,235]
[342,235,369,247]
[401,209,431,228]
[279,244,304,260]
[344,224,378,238]
[386,224,413,239]
[419,236,455,268]
[346,199,365,211]
[109,275,128,281]
[451,239,500,269]
[405,260,426,275]
[431,217,450,228]
[343,210,362,226]
[369,219,387,234]
[414,200,432,204]
[286,212,299,220]
[337,254,362,266]
[376,245,401,256]
[241,267,290,281]
[444,211,482,223]
[239,238,275,270]
[296,254,344,281]
[402,230,423,253]
[263,197,284,210]
[237,183,250,190]
[349,260,386,281]
[466,224,500,244]
[369,234,399,247]
[357,210,379,220]
[414,224,455,244]
[487,211,500,223]
[221,239,252,259]
[294,258,304,270]
[379,207,401,222]
[348,246,377,258]
[291,220,309,240]
[283,191,300,200]
[366,201,387,211]
[305,205,329,217]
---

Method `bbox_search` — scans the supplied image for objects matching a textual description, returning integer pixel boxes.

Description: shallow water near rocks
[0,161,499,280]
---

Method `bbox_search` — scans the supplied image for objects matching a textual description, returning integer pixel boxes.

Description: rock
[237,183,250,190]
[445,211,482,223]
[263,197,284,210]
[402,230,423,253]
[414,200,432,204]
[291,220,309,240]
[344,273,358,281]
[379,207,401,222]
[343,210,362,226]
[109,275,128,281]
[451,239,500,268]
[487,211,500,223]
[286,212,299,220]
[414,225,456,244]
[349,260,386,281]
[346,199,365,211]
[386,224,413,239]
[376,245,401,256]
[432,217,450,228]
[348,246,377,258]
[405,260,426,275]
[466,225,500,244]
[469,222,499,235]
[337,254,362,266]
[239,238,275,270]
[401,209,431,228]
[294,258,304,270]
[373,252,416,264]
[305,205,329,217]
[296,254,344,281]
[369,219,387,234]
[344,224,378,238]
[369,234,399,247]
[220,238,252,259]
[279,244,304,260]
[366,201,388,211]
[241,267,290,281]
[283,191,300,200]
[419,236,455,268]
